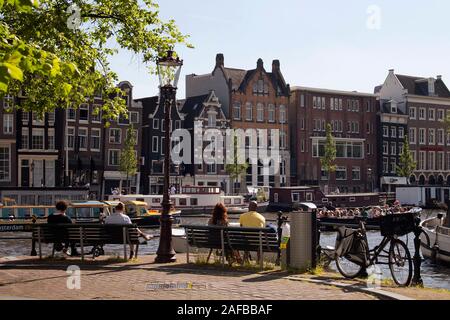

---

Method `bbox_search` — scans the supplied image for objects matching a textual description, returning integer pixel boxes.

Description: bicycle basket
[379,212,415,237]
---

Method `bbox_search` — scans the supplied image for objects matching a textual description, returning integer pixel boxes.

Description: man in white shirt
[105,202,152,258]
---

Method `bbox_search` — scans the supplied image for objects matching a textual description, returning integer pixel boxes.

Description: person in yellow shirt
[239,201,266,228]
[239,201,266,263]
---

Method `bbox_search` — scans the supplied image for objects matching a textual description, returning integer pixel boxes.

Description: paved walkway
[0,255,377,300]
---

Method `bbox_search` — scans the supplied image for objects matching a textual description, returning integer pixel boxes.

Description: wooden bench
[32,223,140,261]
[183,225,279,269]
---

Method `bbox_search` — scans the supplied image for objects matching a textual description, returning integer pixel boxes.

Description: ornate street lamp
[155,50,183,263]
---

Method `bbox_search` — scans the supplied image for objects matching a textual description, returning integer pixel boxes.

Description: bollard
[276,211,283,265]
[411,214,423,286]
[30,215,37,256]
[311,209,317,269]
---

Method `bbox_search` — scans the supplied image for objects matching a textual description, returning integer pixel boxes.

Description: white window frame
[152,136,159,153]
[108,149,120,166]
[3,114,13,134]
[91,128,101,151]
[78,127,88,151]
[109,128,121,144]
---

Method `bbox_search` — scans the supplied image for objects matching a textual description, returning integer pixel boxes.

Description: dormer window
[428,78,436,96]
[390,102,397,114]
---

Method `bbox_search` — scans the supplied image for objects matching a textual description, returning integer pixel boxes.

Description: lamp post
[155,50,183,263]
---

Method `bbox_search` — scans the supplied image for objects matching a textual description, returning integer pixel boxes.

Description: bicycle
[321,211,415,287]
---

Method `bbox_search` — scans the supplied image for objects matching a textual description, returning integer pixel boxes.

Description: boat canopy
[299,202,317,210]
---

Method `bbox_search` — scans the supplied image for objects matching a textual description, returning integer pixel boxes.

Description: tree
[225,134,248,195]
[396,136,417,184]
[119,125,138,194]
[0,0,190,123]
[320,123,337,192]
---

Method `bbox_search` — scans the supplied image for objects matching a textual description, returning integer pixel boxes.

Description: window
[32,112,44,125]
[92,105,102,122]
[109,128,121,144]
[21,128,29,149]
[429,128,435,145]
[391,103,397,114]
[390,158,397,173]
[300,94,305,107]
[336,167,347,180]
[79,104,89,122]
[383,142,388,155]
[383,158,388,173]
[78,128,88,150]
[438,109,445,121]
[280,130,287,149]
[257,103,264,122]
[47,111,55,125]
[279,105,286,123]
[206,164,217,174]
[409,128,416,144]
[321,168,329,181]
[419,108,426,120]
[67,127,75,149]
[127,129,138,145]
[207,112,217,127]
[366,101,371,112]
[292,193,300,202]
[31,128,44,150]
[233,102,241,120]
[419,151,426,170]
[3,114,13,134]
[305,192,313,202]
[3,95,14,109]
[152,136,158,153]
[398,127,404,139]
[0,146,10,181]
[245,103,252,121]
[419,128,426,145]
[390,142,396,155]
[428,152,435,170]
[91,129,101,151]
[48,129,55,150]
[67,108,76,121]
[175,120,181,129]
[437,152,444,171]
[129,111,139,124]
[390,127,396,138]
[22,111,29,123]
[352,167,361,181]
[300,118,305,130]
[438,129,445,145]
[409,107,416,119]
[268,104,275,122]
[383,126,389,137]
[428,108,435,121]
[108,149,120,166]
[153,118,159,129]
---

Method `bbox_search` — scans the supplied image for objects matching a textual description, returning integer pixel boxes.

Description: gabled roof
[179,94,209,128]
[222,67,247,91]
[134,96,158,117]
[395,74,450,98]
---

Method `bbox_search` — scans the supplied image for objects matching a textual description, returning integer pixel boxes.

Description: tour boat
[108,186,248,215]
[420,215,450,265]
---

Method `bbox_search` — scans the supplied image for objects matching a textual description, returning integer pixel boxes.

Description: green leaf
[2,62,23,81]
[62,83,72,95]
[0,0,4,9]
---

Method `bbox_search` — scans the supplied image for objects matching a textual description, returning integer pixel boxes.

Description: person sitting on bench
[105,202,152,259]
[239,201,266,263]
[47,200,80,256]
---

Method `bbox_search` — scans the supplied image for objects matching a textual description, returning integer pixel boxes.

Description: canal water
[1,210,449,290]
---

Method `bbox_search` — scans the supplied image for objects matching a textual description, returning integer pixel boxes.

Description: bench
[32,223,140,261]
[183,225,279,269]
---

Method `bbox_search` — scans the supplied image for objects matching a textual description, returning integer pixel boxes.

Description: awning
[380,176,407,185]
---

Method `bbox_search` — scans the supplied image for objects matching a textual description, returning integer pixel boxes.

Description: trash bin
[289,203,318,270]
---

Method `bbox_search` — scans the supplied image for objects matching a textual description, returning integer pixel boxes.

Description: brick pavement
[0,255,377,300]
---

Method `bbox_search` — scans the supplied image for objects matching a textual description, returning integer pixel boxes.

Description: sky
[109,0,450,100]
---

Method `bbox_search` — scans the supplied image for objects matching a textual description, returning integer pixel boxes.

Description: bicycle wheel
[335,254,364,279]
[389,239,412,287]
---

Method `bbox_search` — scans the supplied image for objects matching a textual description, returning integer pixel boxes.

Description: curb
[285,275,415,300]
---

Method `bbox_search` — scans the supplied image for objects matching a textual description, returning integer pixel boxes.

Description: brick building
[377,70,450,192]
[186,54,291,189]
[290,87,378,193]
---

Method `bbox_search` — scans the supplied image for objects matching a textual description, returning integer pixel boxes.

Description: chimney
[257,58,264,70]
[437,75,442,80]
[389,69,395,74]
[428,77,436,96]
[272,60,280,73]
[215,53,224,68]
